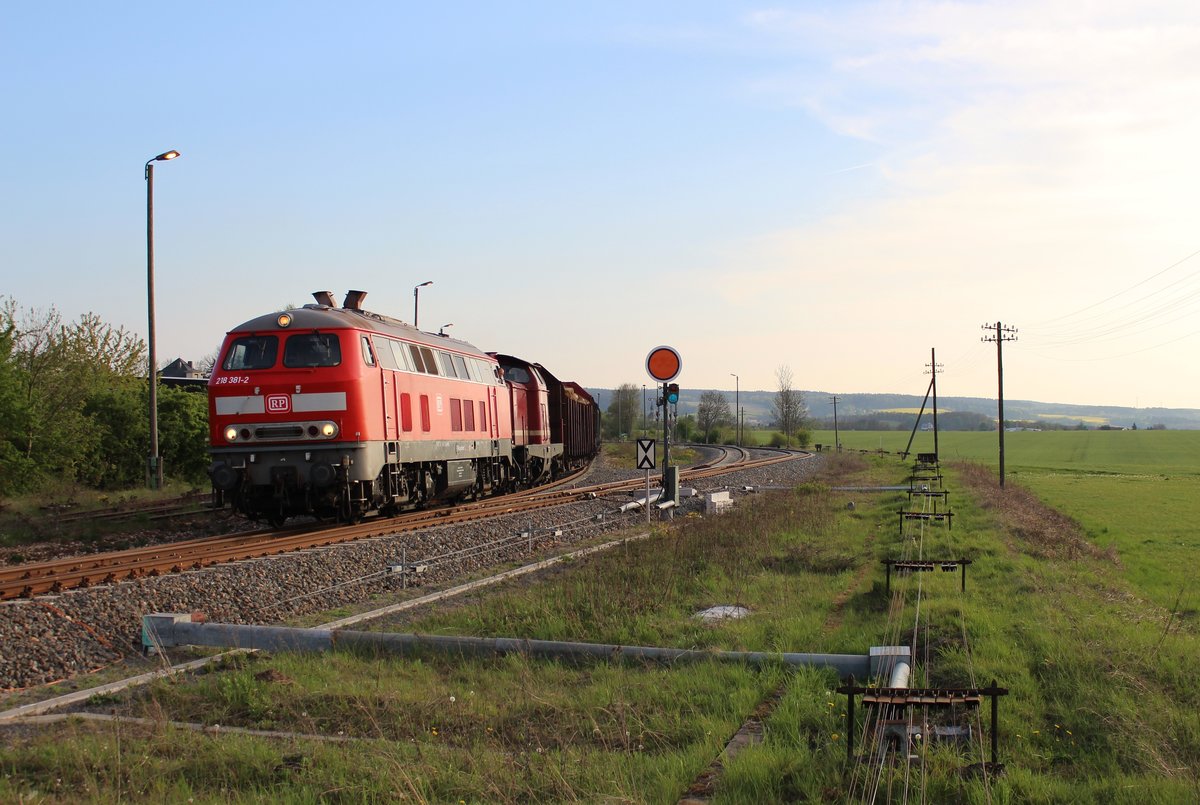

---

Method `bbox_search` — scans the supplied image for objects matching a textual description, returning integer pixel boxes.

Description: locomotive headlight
[224,426,239,442]
[321,422,338,438]
[277,313,292,328]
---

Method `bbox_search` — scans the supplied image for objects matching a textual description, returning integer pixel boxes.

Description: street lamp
[145,149,180,489]
[730,373,739,446]
[642,384,647,436]
[438,323,453,336]
[413,280,432,329]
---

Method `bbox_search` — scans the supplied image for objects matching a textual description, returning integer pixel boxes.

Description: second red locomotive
[207,290,599,525]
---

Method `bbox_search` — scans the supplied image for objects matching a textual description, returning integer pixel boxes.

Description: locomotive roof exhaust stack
[312,290,336,307]
[342,290,367,310]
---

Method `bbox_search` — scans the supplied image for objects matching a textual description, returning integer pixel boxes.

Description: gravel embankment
[0,450,822,693]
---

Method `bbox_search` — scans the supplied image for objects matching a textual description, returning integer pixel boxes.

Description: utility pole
[982,322,1018,487]
[925,349,944,460]
[829,395,841,452]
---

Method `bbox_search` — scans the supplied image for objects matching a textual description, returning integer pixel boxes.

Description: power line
[1031,246,1200,328]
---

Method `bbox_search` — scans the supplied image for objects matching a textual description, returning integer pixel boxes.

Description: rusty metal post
[846,679,855,766]
[990,679,999,765]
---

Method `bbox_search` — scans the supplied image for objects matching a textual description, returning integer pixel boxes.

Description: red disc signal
[646,346,682,383]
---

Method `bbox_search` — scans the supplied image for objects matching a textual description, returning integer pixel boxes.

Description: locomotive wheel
[339,499,363,525]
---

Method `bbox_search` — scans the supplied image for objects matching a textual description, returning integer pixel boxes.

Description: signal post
[646,346,682,503]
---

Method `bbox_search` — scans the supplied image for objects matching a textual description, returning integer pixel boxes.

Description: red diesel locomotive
[207,291,599,525]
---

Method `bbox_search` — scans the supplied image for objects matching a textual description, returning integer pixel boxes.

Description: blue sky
[3,2,1199,408]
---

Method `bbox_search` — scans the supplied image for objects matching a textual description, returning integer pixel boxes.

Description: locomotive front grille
[255,425,305,439]
[222,419,342,444]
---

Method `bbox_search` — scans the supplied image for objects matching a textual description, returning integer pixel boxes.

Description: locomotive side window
[390,340,414,372]
[407,344,426,372]
[409,345,440,375]
[419,347,439,375]
[374,337,399,370]
[439,351,456,377]
[452,354,469,380]
[360,336,376,367]
[222,336,278,371]
[283,333,342,368]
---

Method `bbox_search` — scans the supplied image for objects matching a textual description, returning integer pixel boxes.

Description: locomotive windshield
[222,336,279,371]
[284,332,342,368]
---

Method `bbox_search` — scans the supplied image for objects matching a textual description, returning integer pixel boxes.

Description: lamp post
[642,384,647,437]
[730,373,739,446]
[413,280,433,329]
[145,149,180,489]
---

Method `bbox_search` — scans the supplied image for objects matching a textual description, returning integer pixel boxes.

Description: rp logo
[266,394,291,414]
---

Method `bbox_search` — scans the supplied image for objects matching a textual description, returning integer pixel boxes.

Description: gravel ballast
[0,450,823,693]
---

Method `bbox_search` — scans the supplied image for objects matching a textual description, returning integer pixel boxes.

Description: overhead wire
[1031,246,1200,328]
[1022,247,1200,361]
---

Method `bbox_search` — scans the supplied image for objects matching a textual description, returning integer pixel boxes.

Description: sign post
[645,346,682,502]
[636,438,656,522]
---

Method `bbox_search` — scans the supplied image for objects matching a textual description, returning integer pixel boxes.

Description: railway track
[39,490,214,527]
[0,449,802,601]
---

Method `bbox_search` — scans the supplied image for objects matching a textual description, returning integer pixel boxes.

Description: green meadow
[814,429,1200,614]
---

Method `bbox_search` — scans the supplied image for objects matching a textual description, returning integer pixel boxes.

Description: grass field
[810,428,1200,477]
[813,429,1200,615]
[2,444,1197,801]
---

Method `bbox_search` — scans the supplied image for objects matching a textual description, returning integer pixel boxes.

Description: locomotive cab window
[504,365,531,384]
[283,333,342,368]
[360,336,376,367]
[222,336,279,371]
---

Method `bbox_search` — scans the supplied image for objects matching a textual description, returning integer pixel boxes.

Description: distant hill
[587,388,1200,430]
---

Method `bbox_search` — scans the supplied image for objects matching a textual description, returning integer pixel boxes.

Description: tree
[674,413,697,443]
[604,383,640,439]
[0,311,31,496]
[156,386,211,484]
[773,365,808,448]
[696,391,731,444]
[0,297,149,493]
[196,346,223,376]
